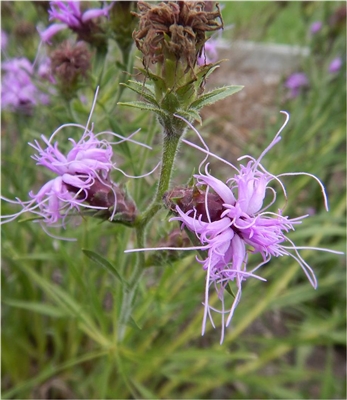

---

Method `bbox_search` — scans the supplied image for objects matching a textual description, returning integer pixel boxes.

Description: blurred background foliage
[1,1,346,399]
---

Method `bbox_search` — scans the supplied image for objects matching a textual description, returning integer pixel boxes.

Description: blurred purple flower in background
[197,23,233,66]
[37,57,56,83]
[310,21,322,34]
[39,1,112,43]
[1,57,50,111]
[197,38,219,65]
[285,72,309,98]
[328,57,342,73]
[1,29,8,51]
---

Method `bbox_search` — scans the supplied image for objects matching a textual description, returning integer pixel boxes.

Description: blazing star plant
[1,0,344,355]
[126,112,340,342]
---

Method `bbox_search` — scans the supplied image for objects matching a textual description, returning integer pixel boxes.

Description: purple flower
[328,57,342,74]
[285,72,309,98]
[126,112,341,342]
[197,38,219,65]
[310,21,322,34]
[37,57,56,84]
[1,29,8,51]
[1,89,155,238]
[39,1,112,44]
[1,127,117,234]
[197,24,233,66]
[1,57,50,111]
[170,162,310,342]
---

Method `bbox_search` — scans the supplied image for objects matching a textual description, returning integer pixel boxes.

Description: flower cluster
[127,113,338,342]
[39,1,112,47]
[1,57,50,112]
[0,91,152,238]
[1,128,117,236]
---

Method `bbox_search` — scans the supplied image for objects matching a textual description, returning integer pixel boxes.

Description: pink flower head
[39,0,112,44]
[1,88,154,239]
[285,72,309,98]
[1,128,117,234]
[1,57,50,111]
[310,21,322,34]
[328,57,342,74]
[126,112,342,343]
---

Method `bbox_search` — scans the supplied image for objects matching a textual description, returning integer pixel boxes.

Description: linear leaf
[120,81,159,106]
[176,109,202,125]
[118,101,169,119]
[82,249,128,287]
[190,85,243,110]
[3,299,67,318]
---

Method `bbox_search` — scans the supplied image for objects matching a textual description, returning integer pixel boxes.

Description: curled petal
[195,173,236,205]
[39,23,68,43]
[82,6,111,23]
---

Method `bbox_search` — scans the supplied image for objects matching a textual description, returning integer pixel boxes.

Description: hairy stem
[118,128,181,341]
[137,131,181,229]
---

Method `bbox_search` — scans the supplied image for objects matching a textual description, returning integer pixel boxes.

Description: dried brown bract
[132,1,223,71]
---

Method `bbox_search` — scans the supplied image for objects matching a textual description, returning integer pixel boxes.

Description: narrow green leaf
[195,63,220,81]
[120,81,159,106]
[224,282,236,298]
[13,252,63,261]
[130,378,159,399]
[16,263,92,324]
[176,109,202,125]
[2,350,108,399]
[15,262,110,347]
[3,299,67,318]
[82,249,128,287]
[118,101,169,119]
[127,316,142,331]
[190,85,243,110]
[176,82,196,102]
[136,66,167,91]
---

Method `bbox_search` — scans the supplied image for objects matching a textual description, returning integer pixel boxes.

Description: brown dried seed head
[50,41,91,84]
[132,1,223,69]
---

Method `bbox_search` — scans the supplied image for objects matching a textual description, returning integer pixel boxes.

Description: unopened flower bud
[164,185,225,222]
[50,41,91,99]
[109,1,138,63]
[14,20,36,39]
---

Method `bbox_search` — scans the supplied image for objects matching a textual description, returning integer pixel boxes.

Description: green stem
[137,131,181,228]
[117,130,181,341]
[117,225,146,341]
